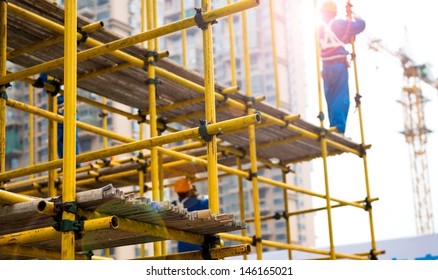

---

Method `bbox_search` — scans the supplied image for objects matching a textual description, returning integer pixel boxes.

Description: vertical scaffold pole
[347,0,377,255]
[61,0,78,260]
[0,0,6,193]
[48,90,57,197]
[180,0,187,67]
[147,0,161,256]
[269,0,281,108]
[227,0,237,87]
[242,9,263,259]
[282,170,293,260]
[313,0,336,259]
[236,157,247,260]
[153,0,158,51]
[202,0,219,214]
[29,83,34,179]
[102,96,112,258]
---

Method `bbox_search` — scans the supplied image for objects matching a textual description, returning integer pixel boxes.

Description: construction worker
[57,94,81,167]
[172,178,209,252]
[319,1,365,134]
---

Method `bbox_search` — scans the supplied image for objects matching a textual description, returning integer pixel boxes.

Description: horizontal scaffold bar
[0,216,117,246]
[219,233,368,260]
[0,114,261,182]
[132,244,251,260]
[0,245,113,260]
[156,147,365,210]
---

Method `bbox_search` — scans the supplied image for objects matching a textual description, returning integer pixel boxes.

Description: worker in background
[57,95,81,167]
[319,1,366,135]
[172,178,209,252]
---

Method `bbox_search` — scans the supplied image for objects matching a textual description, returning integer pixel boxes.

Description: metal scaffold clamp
[251,235,262,246]
[144,50,159,68]
[137,109,147,124]
[46,79,61,96]
[77,26,89,46]
[363,196,372,211]
[0,83,11,100]
[369,249,378,260]
[52,201,85,239]
[198,119,220,142]
[157,117,168,133]
[202,235,221,260]
[194,8,218,30]
[246,170,258,181]
[354,93,362,108]
[274,211,288,220]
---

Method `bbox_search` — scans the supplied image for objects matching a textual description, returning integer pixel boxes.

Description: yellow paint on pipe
[269,0,281,108]
[0,0,6,192]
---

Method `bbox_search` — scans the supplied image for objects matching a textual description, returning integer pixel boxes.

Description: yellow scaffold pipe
[0,216,118,247]
[181,0,187,67]
[237,157,248,260]
[282,171,293,260]
[48,91,58,197]
[0,0,260,86]
[219,233,367,260]
[227,0,237,87]
[0,245,112,260]
[347,0,377,254]
[202,0,219,214]
[313,0,336,260]
[147,0,161,257]
[61,0,78,260]
[242,8,263,259]
[0,0,7,192]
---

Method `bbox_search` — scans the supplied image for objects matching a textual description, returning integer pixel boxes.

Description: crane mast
[369,38,435,234]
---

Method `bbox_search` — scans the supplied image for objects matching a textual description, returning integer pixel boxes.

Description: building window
[97,10,110,21]
[80,138,93,152]
[98,0,109,5]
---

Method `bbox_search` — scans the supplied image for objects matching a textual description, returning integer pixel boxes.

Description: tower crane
[368,35,436,235]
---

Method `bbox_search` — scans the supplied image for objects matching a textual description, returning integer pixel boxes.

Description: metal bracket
[84,250,94,260]
[274,211,287,220]
[359,144,367,157]
[0,90,8,100]
[246,171,258,181]
[54,201,78,215]
[251,235,262,246]
[369,249,378,260]
[157,117,168,133]
[145,78,160,85]
[198,119,214,142]
[77,26,88,45]
[317,111,325,122]
[355,93,362,108]
[57,219,84,232]
[144,51,159,68]
[46,79,61,96]
[137,109,147,124]
[202,235,221,260]
[194,8,218,30]
[363,196,372,211]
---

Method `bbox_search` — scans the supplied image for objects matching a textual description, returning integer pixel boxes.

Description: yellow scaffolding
[0,0,381,260]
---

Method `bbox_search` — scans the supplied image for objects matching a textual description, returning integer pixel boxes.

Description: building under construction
[0,0,381,260]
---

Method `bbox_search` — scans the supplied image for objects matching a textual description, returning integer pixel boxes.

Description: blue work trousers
[57,124,81,167]
[322,61,350,133]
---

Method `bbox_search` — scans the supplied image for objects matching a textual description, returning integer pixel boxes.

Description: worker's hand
[346,2,353,18]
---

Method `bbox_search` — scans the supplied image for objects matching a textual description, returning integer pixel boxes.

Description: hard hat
[174,178,193,193]
[320,1,337,13]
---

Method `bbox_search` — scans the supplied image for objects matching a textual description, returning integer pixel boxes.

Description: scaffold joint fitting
[251,235,262,246]
[84,250,94,260]
[274,211,287,220]
[202,235,221,260]
[137,109,147,124]
[77,27,88,45]
[54,201,78,215]
[98,111,108,118]
[0,90,8,100]
[243,96,256,112]
[364,196,372,211]
[145,78,160,85]
[144,51,159,68]
[46,79,61,96]
[194,8,218,30]
[57,219,84,233]
[355,93,362,108]
[317,111,325,122]
[246,171,258,181]
[219,93,228,105]
[369,249,378,260]
[359,144,367,157]
[157,117,168,133]
[198,119,214,142]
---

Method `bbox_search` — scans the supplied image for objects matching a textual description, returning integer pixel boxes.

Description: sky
[300,0,438,247]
